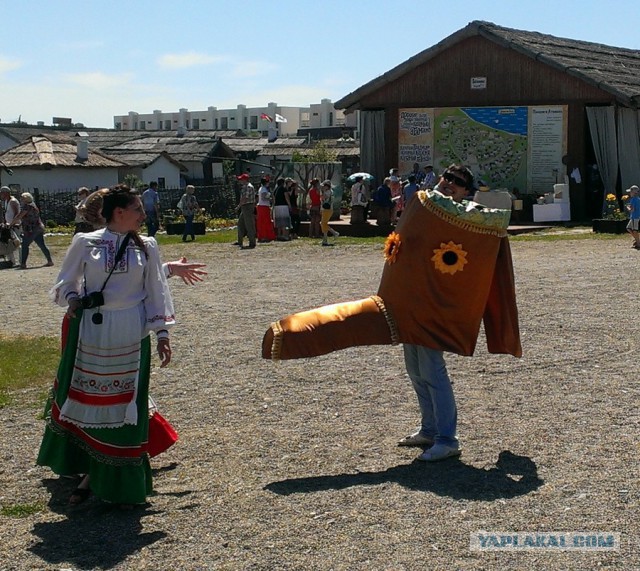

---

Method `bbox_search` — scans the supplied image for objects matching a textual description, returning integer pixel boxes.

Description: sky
[2,0,639,128]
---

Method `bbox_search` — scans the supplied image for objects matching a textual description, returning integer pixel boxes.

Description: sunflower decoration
[431,241,468,275]
[383,232,402,265]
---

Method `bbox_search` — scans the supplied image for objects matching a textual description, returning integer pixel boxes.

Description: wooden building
[335,21,640,221]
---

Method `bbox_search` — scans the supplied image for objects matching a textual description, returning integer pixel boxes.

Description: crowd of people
[368,163,439,226]
[0,186,53,269]
[234,174,339,249]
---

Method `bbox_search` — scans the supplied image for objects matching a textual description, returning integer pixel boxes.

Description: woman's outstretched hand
[168,257,207,285]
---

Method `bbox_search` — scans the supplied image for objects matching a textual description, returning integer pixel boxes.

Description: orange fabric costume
[263,190,521,360]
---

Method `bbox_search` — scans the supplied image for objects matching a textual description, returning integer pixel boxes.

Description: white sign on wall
[470,77,487,90]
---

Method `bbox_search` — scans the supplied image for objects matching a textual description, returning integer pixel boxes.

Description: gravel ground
[0,234,638,570]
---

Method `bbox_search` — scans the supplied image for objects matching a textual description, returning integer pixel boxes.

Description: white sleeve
[49,233,87,307]
[143,238,176,334]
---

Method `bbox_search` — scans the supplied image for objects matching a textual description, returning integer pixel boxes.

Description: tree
[123,174,144,190]
[290,141,340,212]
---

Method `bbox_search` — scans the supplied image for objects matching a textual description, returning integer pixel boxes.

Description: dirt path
[0,236,637,570]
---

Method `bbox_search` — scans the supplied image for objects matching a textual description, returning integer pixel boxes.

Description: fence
[20,179,238,226]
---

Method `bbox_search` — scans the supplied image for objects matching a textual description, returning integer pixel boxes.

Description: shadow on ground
[28,476,168,570]
[265,450,543,501]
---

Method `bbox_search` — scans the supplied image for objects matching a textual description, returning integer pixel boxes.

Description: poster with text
[398,108,434,177]
[526,106,568,194]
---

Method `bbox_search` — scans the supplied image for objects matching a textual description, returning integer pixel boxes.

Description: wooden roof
[100,149,188,171]
[87,129,242,148]
[102,136,224,163]
[335,20,640,111]
[222,137,307,153]
[220,136,359,159]
[0,134,126,168]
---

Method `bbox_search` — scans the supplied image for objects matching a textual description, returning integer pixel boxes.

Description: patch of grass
[0,335,59,407]
[1,502,47,518]
[154,228,237,245]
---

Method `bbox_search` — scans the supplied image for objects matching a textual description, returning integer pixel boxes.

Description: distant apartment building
[113,99,357,137]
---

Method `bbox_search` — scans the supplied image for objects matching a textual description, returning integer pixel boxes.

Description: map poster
[527,105,567,194]
[398,106,567,193]
[398,108,434,176]
[433,107,529,192]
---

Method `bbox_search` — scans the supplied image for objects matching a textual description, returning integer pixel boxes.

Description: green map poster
[398,106,566,194]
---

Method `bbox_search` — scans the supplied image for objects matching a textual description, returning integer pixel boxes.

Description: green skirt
[37,311,153,504]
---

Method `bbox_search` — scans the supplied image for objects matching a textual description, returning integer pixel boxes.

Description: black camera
[81,291,104,309]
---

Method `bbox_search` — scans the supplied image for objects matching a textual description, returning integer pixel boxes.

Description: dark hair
[102,184,139,222]
[446,163,474,190]
[102,185,147,257]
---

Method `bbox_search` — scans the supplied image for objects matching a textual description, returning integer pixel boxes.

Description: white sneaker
[417,444,461,462]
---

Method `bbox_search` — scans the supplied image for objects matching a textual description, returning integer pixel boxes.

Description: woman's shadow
[265,450,543,500]
[28,465,184,570]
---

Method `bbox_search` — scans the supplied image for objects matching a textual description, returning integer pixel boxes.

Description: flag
[260,113,273,122]
[275,113,287,123]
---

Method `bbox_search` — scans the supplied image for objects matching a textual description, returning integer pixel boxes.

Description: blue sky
[2,0,639,128]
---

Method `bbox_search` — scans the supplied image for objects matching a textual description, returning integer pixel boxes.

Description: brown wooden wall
[359,36,618,220]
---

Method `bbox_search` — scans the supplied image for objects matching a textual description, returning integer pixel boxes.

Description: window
[329,112,333,126]
[115,122,122,129]
[158,177,166,189]
[221,117,228,129]
[250,115,258,129]
[139,122,146,130]
[192,118,200,129]
[164,120,171,130]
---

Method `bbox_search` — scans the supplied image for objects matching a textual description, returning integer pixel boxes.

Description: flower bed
[592,219,628,234]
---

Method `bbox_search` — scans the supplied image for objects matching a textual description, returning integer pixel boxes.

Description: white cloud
[64,72,135,90]
[0,55,22,74]
[230,59,279,79]
[157,52,226,69]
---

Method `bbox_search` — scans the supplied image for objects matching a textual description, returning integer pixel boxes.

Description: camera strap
[84,232,131,296]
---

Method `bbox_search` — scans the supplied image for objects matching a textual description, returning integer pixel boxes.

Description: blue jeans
[145,213,159,237]
[21,231,52,266]
[403,344,458,447]
[183,214,194,239]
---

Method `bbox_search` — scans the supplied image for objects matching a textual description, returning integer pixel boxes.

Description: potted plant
[592,193,629,234]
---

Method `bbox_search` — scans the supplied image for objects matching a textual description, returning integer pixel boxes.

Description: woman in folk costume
[37,185,175,506]
[68,189,206,460]
[256,178,277,242]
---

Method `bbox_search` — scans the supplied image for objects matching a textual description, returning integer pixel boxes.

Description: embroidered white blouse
[50,228,175,335]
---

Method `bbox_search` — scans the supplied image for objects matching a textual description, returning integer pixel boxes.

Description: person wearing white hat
[626,185,640,249]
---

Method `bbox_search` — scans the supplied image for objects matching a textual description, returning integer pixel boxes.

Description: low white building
[114,99,357,137]
[0,134,124,192]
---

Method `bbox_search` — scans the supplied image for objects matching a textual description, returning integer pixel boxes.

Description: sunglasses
[442,171,468,188]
